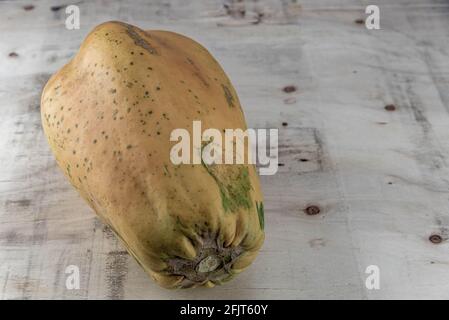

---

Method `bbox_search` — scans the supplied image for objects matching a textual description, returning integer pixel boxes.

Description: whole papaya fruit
[41,21,264,288]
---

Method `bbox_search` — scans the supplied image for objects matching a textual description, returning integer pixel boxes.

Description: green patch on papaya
[256,201,264,230]
[200,140,252,212]
[202,162,252,213]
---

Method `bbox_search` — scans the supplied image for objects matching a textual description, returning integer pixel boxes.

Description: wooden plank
[1,0,449,299]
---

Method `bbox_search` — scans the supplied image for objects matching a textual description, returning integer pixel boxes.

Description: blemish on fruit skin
[8,52,19,58]
[222,84,235,108]
[117,22,159,55]
[256,202,264,230]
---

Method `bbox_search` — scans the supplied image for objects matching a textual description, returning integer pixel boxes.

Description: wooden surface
[1,0,449,299]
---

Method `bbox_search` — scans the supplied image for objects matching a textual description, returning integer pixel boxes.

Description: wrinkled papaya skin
[41,21,264,289]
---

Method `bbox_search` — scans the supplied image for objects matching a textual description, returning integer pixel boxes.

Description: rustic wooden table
[1,0,449,299]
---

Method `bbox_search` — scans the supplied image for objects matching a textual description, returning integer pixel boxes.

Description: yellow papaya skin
[41,21,264,289]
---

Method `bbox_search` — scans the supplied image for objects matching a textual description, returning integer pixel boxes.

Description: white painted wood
[1,0,449,299]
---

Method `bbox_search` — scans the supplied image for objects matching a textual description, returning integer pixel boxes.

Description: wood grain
[1,0,449,299]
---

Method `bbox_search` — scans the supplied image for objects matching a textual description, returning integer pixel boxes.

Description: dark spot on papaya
[121,23,159,55]
[23,5,34,11]
[93,139,97,144]
[282,122,288,126]
[9,52,19,58]
[256,202,264,230]
[221,84,235,108]
[156,86,160,91]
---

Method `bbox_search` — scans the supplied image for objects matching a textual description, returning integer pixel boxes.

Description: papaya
[40,21,264,289]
